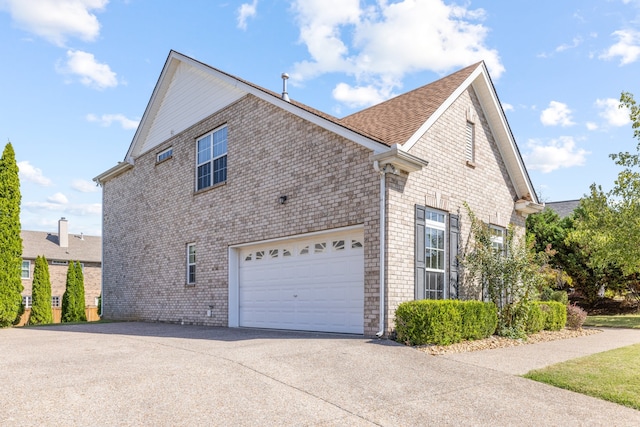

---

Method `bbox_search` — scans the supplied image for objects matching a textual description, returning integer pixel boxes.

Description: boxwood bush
[395,300,497,346]
[534,301,567,331]
[526,302,545,334]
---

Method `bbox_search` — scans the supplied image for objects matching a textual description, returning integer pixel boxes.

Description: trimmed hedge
[526,303,545,334]
[395,300,497,346]
[533,301,567,331]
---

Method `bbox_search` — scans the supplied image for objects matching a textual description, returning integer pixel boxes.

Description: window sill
[194,180,227,195]
[155,156,173,165]
[185,283,196,288]
[466,160,476,169]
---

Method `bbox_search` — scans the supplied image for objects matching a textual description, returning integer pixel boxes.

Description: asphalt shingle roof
[21,230,101,263]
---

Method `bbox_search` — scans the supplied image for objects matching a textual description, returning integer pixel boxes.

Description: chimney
[58,217,68,248]
[281,73,290,102]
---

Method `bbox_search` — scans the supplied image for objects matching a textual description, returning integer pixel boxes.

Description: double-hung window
[415,205,460,300]
[490,225,505,254]
[21,261,30,279]
[196,126,227,191]
[186,243,196,285]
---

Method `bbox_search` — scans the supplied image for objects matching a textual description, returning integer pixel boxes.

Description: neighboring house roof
[94,50,541,206]
[21,230,102,263]
[545,199,581,218]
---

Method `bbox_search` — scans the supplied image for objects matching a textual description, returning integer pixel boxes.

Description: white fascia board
[470,67,540,204]
[371,144,428,173]
[402,65,484,152]
[93,161,134,186]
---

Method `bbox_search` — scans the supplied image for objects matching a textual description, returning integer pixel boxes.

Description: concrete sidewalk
[1,323,639,426]
[441,327,640,375]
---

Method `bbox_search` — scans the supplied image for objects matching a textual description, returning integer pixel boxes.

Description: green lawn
[584,314,640,329]
[524,344,640,410]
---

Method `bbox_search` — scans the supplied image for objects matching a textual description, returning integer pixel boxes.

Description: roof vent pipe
[281,73,290,102]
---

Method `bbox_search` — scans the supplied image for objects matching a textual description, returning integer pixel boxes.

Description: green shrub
[395,300,497,346]
[540,286,554,301]
[550,290,568,305]
[566,303,587,329]
[526,302,545,334]
[460,301,498,340]
[535,301,567,331]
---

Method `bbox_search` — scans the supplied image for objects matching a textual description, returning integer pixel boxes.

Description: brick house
[20,217,102,323]
[94,50,543,336]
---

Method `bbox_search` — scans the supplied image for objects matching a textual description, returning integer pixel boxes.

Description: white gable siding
[140,63,246,155]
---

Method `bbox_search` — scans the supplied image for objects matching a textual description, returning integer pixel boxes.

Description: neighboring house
[94,50,543,336]
[545,199,581,218]
[20,217,102,322]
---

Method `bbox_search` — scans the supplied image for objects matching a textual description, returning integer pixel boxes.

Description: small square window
[314,242,326,253]
[52,296,61,308]
[22,296,32,308]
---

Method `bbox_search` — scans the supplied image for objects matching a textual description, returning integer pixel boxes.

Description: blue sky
[1,0,639,236]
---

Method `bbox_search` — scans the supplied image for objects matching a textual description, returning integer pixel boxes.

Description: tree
[569,92,640,307]
[61,261,86,322]
[461,204,546,338]
[29,256,53,325]
[0,142,23,327]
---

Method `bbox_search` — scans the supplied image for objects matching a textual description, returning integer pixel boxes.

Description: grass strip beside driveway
[524,344,640,411]
[584,314,640,329]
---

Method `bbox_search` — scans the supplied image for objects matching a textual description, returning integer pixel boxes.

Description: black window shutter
[448,214,460,299]
[415,205,425,300]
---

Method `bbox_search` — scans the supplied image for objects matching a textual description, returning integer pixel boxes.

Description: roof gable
[340,63,479,147]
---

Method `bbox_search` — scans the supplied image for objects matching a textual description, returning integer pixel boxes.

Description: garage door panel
[239,229,364,334]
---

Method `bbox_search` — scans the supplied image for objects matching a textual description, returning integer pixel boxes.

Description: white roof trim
[124,51,389,162]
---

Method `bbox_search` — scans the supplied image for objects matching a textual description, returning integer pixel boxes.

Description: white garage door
[238,229,364,334]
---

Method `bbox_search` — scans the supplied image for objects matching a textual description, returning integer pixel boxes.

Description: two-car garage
[229,227,365,334]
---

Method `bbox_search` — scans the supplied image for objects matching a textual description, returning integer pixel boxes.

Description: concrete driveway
[1,322,638,426]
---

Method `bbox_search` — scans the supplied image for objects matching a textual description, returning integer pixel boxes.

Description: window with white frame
[186,243,196,285]
[52,296,61,308]
[157,147,173,163]
[22,295,31,308]
[465,121,475,163]
[21,261,30,279]
[423,209,446,300]
[490,225,506,254]
[196,126,227,191]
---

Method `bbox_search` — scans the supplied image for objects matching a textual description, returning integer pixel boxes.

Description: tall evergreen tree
[61,261,86,322]
[75,261,86,321]
[0,142,23,327]
[29,256,53,325]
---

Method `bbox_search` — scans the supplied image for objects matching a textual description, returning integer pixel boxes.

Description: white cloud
[0,0,108,47]
[23,201,101,216]
[595,98,631,127]
[524,136,589,173]
[290,0,503,108]
[57,49,118,89]
[332,82,389,108]
[502,103,514,112]
[586,122,598,131]
[540,101,575,127]
[18,161,53,186]
[237,0,258,30]
[555,36,582,52]
[86,113,139,129]
[47,192,68,204]
[600,29,640,65]
[71,179,99,193]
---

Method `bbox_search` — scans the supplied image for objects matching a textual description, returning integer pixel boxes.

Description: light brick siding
[21,262,101,308]
[384,87,525,332]
[102,94,382,334]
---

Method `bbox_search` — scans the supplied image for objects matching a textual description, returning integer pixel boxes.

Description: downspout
[373,160,386,337]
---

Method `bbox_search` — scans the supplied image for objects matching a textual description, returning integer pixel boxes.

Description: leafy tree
[61,261,87,322]
[0,142,23,327]
[29,256,53,325]
[461,204,546,338]
[569,92,640,307]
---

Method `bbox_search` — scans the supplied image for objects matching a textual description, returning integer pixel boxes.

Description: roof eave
[94,160,134,186]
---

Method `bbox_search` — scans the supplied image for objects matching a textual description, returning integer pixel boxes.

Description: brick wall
[21,261,102,308]
[384,87,526,332]
[102,94,382,334]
